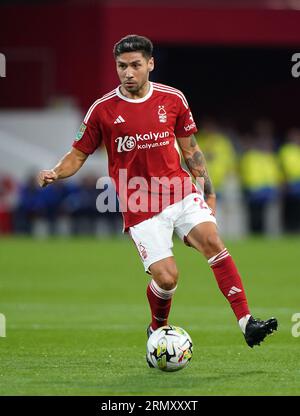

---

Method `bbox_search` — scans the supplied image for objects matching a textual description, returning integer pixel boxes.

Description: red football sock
[209,248,250,320]
[146,279,177,330]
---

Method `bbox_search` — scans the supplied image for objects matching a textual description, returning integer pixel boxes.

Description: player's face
[116,52,154,97]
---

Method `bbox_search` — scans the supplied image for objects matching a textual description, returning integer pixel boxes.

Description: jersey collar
[116,82,153,103]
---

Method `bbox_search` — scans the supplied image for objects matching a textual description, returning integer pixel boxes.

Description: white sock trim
[150,279,177,300]
[238,314,251,334]
[208,248,230,266]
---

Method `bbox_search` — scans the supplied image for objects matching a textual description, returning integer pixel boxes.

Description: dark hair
[113,34,153,59]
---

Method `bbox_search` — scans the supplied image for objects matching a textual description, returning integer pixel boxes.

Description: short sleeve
[72,104,102,154]
[174,93,198,138]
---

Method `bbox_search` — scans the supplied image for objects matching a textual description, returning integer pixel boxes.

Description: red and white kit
[73,82,216,270]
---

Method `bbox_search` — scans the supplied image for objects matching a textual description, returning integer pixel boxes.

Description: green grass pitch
[0,236,299,396]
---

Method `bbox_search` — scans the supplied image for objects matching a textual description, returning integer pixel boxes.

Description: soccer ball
[146,325,193,372]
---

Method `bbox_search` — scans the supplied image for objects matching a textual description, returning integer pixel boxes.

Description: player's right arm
[37,147,88,188]
[38,97,103,188]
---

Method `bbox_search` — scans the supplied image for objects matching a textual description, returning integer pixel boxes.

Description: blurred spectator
[239,129,282,234]
[64,174,100,235]
[14,174,73,235]
[0,175,17,234]
[11,173,122,237]
[14,174,41,234]
[63,174,122,236]
[96,179,122,236]
[195,117,237,196]
[279,128,300,232]
[194,118,244,237]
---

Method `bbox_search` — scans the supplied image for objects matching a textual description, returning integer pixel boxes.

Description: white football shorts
[129,192,217,273]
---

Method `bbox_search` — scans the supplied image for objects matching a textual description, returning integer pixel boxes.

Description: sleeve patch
[75,123,87,141]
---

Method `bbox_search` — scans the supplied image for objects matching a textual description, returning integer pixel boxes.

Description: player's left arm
[177,134,216,214]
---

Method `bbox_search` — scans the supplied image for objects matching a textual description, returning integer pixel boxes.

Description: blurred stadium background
[1,0,300,396]
[1,0,300,238]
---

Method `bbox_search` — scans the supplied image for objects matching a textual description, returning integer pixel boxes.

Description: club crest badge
[158,105,167,123]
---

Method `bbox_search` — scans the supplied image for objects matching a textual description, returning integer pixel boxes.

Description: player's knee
[202,233,224,257]
[153,268,178,290]
[159,277,178,291]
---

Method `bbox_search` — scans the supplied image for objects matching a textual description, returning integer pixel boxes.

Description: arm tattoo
[190,136,197,148]
[185,150,214,196]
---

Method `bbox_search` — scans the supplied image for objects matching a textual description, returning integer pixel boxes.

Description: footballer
[38,35,278,363]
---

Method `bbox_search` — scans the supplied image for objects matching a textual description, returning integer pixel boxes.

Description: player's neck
[120,81,151,100]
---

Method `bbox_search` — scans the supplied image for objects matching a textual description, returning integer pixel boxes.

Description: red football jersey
[73,82,198,230]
